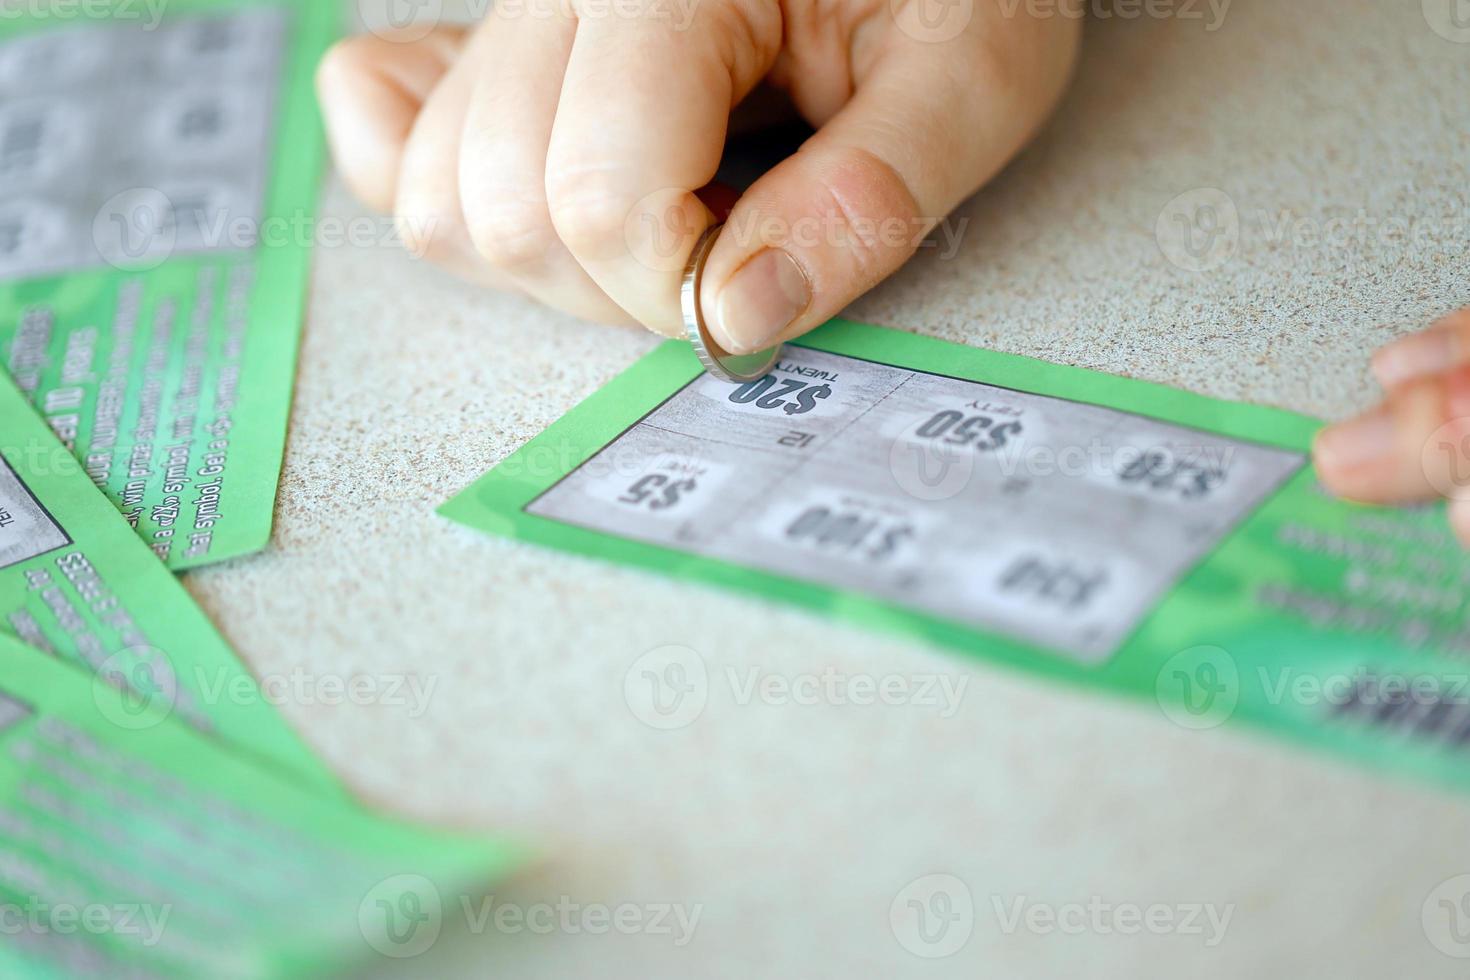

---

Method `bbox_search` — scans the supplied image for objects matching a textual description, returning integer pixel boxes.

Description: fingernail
[1315,408,1397,469]
[1372,329,1456,388]
[712,248,811,354]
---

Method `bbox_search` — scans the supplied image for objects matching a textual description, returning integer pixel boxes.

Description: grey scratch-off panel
[529,348,1304,662]
[0,8,287,281]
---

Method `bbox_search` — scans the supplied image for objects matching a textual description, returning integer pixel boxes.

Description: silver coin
[681,222,782,383]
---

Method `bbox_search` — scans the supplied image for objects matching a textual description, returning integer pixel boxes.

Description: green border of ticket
[444,319,1470,796]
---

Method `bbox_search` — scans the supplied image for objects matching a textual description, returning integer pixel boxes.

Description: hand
[1314,308,1470,544]
[315,1,1079,352]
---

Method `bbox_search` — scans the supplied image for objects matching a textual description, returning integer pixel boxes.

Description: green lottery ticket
[0,632,525,978]
[443,318,1470,793]
[0,371,331,789]
[0,0,336,568]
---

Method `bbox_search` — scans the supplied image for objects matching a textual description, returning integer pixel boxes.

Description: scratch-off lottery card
[444,319,1470,795]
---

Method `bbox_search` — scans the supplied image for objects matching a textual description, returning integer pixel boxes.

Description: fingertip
[1311,428,1355,500]
[314,37,353,97]
[315,39,387,136]
[317,37,430,214]
[1449,499,1470,549]
[1370,327,1456,390]
[1312,408,1398,501]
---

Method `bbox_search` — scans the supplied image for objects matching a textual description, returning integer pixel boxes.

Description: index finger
[543,1,781,334]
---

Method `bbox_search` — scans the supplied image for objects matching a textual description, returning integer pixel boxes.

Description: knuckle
[545,174,636,260]
[1393,370,1456,430]
[393,196,455,260]
[705,1,782,82]
[466,195,559,269]
[1401,366,1470,498]
[806,147,922,284]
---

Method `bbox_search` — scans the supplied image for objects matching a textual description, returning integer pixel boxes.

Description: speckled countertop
[187,0,1470,976]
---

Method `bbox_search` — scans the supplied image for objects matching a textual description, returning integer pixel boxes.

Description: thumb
[700,20,1078,354]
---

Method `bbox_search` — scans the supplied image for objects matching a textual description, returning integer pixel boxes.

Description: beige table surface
[188,0,1468,975]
